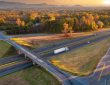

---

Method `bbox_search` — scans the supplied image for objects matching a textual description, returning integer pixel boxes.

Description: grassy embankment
[0,66,61,85]
[0,41,17,58]
[50,38,110,76]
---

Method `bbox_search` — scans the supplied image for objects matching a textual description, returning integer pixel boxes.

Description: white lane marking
[105,79,107,85]
[98,64,105,81]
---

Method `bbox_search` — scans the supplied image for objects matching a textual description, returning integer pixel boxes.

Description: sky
[0,0,110,6]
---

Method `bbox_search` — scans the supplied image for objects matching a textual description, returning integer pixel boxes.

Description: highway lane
[0,54,25,65]
[0,32,6,38]
[0,34,5,40]
[34,33,110,60]
[0,59,31,72]
[33,35,95,53]
[33,31,110,58]
[33,30,110,53]
[0,60,33,77]
[0,54,33,77]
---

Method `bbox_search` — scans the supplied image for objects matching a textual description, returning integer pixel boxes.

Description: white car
[87,41,90,44]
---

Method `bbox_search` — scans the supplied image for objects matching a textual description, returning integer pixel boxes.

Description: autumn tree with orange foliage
[0,17,6,25]
[16,18,25,27]
[63,23,69,37]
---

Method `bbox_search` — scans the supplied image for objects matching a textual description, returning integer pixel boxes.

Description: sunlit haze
[103,0,110,6]
[0,0,110,6]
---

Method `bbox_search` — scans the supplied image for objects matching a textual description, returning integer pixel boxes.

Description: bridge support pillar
[24,54,27,59]
[17,50,22,55]
[33,61,36,65]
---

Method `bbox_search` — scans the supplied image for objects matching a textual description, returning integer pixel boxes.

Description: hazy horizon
[0,0,110,6]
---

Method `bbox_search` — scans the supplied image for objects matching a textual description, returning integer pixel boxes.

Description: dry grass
[11,38,33,47]
[11,32,93,49]
[50,38,110,76]
[19,34,66,49]
[11,28,110,49]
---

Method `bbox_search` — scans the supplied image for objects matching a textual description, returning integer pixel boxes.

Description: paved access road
[88,47,110,85]
[0,33,5,40]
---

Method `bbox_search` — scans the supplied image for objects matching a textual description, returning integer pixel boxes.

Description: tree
[50,16,56,21]
[30,13,38,20]
[69,26,73,36]
[80,16,86,31]
[63,23,69,37]
[94,14,99,22]
[73,17,79,31]
[62,22,74,37]
[16,18,26,27]
[97,21,104,28]
[16,18,22,26]
[91,21,98,30]
[0,17,5,25]
[21,21,25,27]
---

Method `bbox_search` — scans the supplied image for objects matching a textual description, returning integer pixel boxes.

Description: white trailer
[54,47,69,54]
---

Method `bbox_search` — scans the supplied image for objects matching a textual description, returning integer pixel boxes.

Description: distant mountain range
[0,1,84,9]
[0,1,24,5]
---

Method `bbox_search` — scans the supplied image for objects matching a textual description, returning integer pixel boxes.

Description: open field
[0,41,17,58]
[11,32,92,49]
[0,66,61,85]
[50,38,110,76]
[11,28,110,49]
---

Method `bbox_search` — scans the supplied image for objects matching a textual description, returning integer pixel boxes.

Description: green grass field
[0,66,61,85]
[0,40,17,58]
[50,38,110,76]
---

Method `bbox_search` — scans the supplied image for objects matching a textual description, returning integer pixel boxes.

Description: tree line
[1,10,110,34]
[43,13,110,33]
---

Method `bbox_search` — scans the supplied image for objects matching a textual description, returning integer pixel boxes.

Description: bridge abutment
[17,50,22,55]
